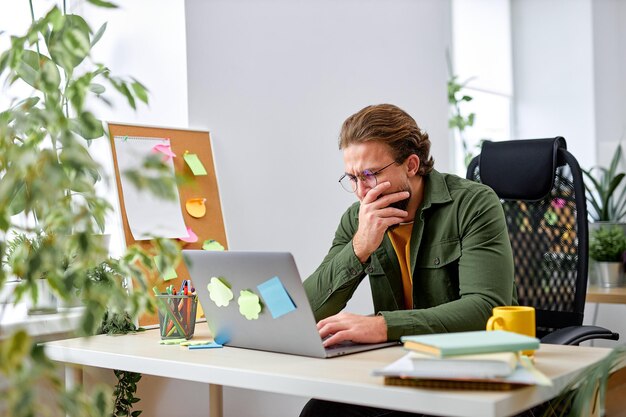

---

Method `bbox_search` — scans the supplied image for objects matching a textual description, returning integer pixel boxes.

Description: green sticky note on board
[203,239,225,251]
[207,276,233,307]
[238,290,262,320]
[154,255,178,281]
[184,153,208,176]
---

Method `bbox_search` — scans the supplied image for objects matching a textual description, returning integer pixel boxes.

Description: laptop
[182,250,397,358]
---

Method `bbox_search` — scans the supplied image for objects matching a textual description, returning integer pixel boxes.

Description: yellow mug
[486,306,536,355]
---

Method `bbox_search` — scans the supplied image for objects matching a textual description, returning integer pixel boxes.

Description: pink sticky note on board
[179,226,198,243]
[152,143,176,160]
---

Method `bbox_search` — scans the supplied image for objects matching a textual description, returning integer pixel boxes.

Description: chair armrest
[540,325,619,345]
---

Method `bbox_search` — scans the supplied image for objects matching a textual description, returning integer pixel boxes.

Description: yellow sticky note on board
[184,153,208,176]
[154,255,178,281]
[207,277,233,307]
[238,290,262,320]
[186,198,207,218]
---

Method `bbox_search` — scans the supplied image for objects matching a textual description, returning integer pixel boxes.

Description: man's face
[342,141,411,210]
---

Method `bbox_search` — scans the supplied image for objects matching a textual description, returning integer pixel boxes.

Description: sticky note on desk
[257,276,296,319]
[154,255,178,281]
[184,153,207,176]
[188,342,223,350]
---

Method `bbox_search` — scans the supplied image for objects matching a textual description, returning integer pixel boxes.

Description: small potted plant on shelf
[589,226,626,287]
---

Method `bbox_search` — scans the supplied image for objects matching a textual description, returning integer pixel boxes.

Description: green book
[400,330,539,357]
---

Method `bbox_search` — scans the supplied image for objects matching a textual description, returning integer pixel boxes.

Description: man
[300,104,516,417]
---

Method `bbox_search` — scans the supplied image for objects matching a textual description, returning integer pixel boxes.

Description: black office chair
[466,137,619,345]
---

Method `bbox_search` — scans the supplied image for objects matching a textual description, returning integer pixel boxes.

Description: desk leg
[591,303,600,347]
[65,365,83,417]
[209,383,223,417]
[65,365,83,389]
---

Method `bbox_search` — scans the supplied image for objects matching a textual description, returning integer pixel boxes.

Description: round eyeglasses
[338,161,396,193]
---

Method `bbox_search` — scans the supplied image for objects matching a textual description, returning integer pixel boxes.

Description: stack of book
[373,330,547,390]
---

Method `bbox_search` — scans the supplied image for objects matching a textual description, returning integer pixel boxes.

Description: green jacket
[303,170,516,340]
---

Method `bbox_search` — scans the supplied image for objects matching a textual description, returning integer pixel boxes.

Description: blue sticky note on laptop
[257,276,296,318]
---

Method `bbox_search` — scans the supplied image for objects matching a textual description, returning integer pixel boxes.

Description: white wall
[185,0,451,303]
[510,0,596,169]
[592,0,626,165]
[184,1,451,415]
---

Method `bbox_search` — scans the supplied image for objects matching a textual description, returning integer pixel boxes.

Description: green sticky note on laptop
[183,153,207,176]
[401,330,540,358]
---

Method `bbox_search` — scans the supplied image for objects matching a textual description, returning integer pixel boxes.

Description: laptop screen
[183,250,329,358]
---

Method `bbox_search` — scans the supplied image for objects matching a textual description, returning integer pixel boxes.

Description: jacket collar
[419,169,453,212]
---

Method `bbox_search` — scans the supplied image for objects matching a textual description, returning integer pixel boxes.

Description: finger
[322,331,351,347]
[377,206,408,218]
[362,181,392,204]
[316,313,342,330]
[374,190,410,208]
[318,321,346,339]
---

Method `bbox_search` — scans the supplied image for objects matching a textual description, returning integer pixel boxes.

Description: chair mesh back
[467,150,588,337]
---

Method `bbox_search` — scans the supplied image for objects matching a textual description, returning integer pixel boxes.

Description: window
[451,0,513,175]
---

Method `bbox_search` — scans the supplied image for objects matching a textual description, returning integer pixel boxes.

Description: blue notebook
[401,330,540,357]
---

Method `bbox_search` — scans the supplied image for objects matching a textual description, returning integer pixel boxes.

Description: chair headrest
[479,137,567,201]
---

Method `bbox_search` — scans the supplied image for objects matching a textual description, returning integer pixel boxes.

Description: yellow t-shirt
[387,222,414,309]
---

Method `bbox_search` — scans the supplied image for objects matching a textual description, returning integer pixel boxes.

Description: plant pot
[26,278,58,315]
[58,233,112,309]
[588,222,626,285]
[594,262,624,288]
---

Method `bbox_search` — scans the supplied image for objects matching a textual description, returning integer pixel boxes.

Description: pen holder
[156,294,198,340]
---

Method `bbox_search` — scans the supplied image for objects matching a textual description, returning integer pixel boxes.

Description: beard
[389,197,410,212]
[387,186,411,212]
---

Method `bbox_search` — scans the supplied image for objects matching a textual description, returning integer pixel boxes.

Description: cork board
[107,122,228,326]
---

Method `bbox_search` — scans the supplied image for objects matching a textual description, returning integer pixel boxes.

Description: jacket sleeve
[381,187,515,340]
[303,204,371,321]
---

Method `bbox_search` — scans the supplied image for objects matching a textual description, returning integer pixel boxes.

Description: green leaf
[131,79,149,104]
[7,180,27,215]
[0,50,10,75]
[608,144,623,178]
[48,15,92,73]
[87,0,119,8]
[16,50,58,90]
[41,58,62,91]
[69,113,105,140]
[91,22,107,47]
[119,81,136,110]
[0,330,32,373]
[89,83,106,95]
[63,27,91,62]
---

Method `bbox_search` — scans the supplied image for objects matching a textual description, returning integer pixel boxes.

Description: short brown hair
[338,104,434,176]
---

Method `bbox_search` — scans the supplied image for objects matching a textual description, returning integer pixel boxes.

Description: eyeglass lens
[339,170,377,192]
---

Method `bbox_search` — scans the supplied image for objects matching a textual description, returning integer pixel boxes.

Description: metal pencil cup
[156,294,198,340]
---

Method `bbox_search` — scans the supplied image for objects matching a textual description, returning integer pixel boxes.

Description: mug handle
[486,316,505,331]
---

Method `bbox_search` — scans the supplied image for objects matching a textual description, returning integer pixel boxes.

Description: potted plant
[589,226,626,288]
[583,143,626,226]
[4,233,60,314]
[0,2,181,416]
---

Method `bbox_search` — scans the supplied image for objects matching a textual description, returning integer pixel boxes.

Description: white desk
[44,325,612,417]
